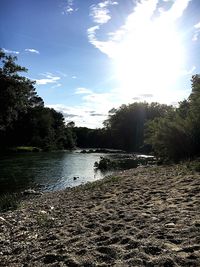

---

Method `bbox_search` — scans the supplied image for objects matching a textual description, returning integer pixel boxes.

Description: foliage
[74,103,171,152]
[0,50,43,134]
[145,74,200,161]
[65,122,77,149]
[0,49,76,151]
[74,127,112,149]
[104,102,172,152]
[94,155,155,170]
[2,47,200,162]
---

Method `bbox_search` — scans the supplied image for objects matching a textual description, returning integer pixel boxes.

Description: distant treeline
[1,49,200,162]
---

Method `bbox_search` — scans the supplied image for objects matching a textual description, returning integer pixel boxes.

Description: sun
[113,15,184,100]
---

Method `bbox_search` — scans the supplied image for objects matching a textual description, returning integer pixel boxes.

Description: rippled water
[0,151,113,195]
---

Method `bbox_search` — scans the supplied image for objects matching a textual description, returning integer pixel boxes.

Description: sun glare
[113,14,184,100]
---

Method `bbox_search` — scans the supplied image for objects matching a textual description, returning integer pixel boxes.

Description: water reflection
[0,151,112,194]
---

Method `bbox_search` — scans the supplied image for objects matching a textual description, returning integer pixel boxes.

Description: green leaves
[145,74,200,161]
[0,49,76,151]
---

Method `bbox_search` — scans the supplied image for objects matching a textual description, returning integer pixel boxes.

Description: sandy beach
[0,164,200,266]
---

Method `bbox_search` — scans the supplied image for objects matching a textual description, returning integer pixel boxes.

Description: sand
[0,164,200,266]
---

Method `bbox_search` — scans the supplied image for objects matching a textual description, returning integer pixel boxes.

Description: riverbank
[0,164,200,266]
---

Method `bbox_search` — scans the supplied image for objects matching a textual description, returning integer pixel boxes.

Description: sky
[0,0,200,128]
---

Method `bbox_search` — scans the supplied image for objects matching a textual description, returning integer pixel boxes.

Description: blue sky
[1,0,200,128]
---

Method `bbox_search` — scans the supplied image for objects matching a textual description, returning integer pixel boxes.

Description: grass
[0,193,20,212]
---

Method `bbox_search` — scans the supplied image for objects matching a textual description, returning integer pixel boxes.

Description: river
[0,151,113,195]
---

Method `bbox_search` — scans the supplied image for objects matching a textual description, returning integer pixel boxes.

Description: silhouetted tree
[145,74,200,161]
[0,49,76,151]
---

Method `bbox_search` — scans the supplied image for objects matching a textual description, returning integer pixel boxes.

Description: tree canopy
[145,75,200,161]
[0,49,75,151]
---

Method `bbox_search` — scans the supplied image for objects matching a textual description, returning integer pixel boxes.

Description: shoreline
[0,164,200,266]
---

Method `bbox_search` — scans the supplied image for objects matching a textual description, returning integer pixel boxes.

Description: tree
[0,50,43,132]
[145,74,200,161]
[0,49,76,151]
[104,102,172,152]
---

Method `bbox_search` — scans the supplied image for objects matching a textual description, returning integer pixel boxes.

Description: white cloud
[49,80,189,128]
[161,0,191,21]
[87,0,191,106]
[90,0,118,24]
[2,48,19,54]
[56,71,68,77]
[87,26,117,57]
[195,22,200,28]
[25,48,40,54]
[88,0,191,58]
[47,104,108,128]
[72,75,77,79]
[35,73,61,85]
[63,0,78,14]
[193,21,200,41]
[87,0,160,58]
[51,83,62,89]
[75,87,93,94]
[181,66,196,76]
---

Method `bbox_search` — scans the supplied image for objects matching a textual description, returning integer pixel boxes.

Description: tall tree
[0,49,76,151]
[104,102,172,152]
[0,50,43,131]
[145,74,200,161]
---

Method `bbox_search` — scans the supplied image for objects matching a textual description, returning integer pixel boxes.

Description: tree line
[1,48,200,162]
[146,75,200,161]
[0,50,75,151]
[75,75,200,162]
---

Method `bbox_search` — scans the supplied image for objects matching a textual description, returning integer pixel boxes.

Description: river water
[0,151,113,195]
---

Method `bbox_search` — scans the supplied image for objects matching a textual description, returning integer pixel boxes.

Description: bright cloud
[87,26,117,57]
[51,83,62,89]
[193,21,200,41]
[2,48,19,54]
[75,87,93,94]
[35,73,61,85]
[56,71,68,77]
[181,66,196,76]
[63,0,77,14]
[25,48,40,54]
[87,0,191,101]
[90,0,118,24]
[50,81,189,128]
[47,104,108,128]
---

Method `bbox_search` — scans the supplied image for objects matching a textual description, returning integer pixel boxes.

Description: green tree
[104,102,172,152]
[0,49,76,151]
[145,74,200,161]
[0,50,43,132]
[0,49,44,149]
